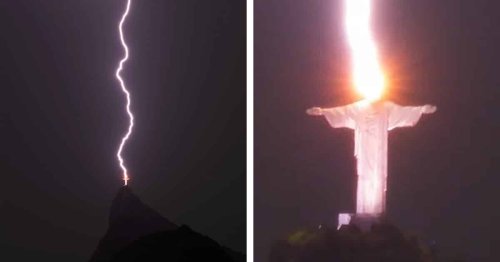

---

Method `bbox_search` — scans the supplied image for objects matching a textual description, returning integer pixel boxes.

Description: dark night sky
[1,0,245,261]
[256,0,500,261]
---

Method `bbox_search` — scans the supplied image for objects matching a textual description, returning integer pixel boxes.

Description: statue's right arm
[307,105,355,129]
[306,107,323,116]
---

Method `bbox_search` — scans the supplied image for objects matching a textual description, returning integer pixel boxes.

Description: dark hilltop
[269,223,466,262]
[90,187,244,262]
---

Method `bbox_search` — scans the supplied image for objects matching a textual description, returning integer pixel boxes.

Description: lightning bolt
[116,0,133,186]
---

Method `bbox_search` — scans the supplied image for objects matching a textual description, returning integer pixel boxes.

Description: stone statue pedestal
[338,213,384,231]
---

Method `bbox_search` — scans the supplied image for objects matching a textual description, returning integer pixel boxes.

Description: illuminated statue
[307,100,436,215]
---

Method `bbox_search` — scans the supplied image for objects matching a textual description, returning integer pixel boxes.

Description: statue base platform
[337,213,384,231]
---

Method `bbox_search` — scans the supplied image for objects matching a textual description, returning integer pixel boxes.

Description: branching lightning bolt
[116,0,133,186]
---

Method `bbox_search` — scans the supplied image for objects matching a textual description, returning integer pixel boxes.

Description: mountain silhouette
[110,225,242,261]
[89,186,243,262]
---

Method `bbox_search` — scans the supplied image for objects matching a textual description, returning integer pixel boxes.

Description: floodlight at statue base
[337,213,383,231]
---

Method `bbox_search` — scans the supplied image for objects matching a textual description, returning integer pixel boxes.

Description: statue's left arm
[388,103,436,130]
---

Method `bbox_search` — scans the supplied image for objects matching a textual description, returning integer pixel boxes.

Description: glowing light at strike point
[345,0,385,101]
[116,0,133,186]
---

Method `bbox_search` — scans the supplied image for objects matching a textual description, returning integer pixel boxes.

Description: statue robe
[322,100,427,215]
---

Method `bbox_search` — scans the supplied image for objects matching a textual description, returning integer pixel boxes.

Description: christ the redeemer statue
[307,100,436,215]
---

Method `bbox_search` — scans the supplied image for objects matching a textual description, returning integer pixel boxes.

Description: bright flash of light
[345,0,385,101]
[116,0,133,186]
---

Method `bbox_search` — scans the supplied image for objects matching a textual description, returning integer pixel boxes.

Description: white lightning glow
[345,0,385,101]
[116,0,133,186]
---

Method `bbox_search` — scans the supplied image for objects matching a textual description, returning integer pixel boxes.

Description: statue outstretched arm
[421,104,437,114]
[388,103,436,130]
[306,107,323,116]
[306,105,355,129]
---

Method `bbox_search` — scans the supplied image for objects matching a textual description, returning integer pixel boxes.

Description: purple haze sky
[1,1,245,260]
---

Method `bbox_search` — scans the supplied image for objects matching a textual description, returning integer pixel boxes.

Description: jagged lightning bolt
[116,0,133,186]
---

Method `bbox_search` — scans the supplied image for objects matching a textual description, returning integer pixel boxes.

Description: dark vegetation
[269,223,465,262]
